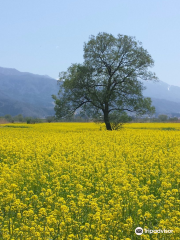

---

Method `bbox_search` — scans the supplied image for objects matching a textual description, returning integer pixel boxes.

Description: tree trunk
[105,121,112,130]
[104,111,112,131]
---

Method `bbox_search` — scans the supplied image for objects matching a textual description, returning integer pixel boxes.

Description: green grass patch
[129,127,179,131]
[3,125,30,128]
[161,127,178,131]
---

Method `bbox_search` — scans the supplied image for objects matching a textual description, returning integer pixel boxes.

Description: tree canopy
[52,32,157,130]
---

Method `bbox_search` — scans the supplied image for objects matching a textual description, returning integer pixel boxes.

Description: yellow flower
[0,122,180,238]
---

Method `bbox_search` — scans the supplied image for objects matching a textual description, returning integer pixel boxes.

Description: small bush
[26,118,31,124]
[46,116,55,123]
[109,111,132,130]
[158,114,168,122]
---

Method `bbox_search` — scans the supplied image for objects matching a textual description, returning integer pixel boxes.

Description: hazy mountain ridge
[0,96,54,118]
[0,67,54,79]
[151,98,180,115]
[142,80,180,115]
[143,80,180,103]
[0,71,58,107]
[0,66,180,117]
[0,67,59,117]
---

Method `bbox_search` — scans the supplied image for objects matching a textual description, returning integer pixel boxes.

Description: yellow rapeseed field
[0,122,180,240]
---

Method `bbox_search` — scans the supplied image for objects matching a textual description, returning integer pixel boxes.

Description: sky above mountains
[0,0,180,86]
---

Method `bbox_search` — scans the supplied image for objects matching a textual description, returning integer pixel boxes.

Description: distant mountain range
[0,67,59,117]
[0,66,180,117]
[142,80,180,116]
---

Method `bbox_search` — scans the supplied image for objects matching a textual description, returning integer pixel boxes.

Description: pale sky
[0,0,180,86]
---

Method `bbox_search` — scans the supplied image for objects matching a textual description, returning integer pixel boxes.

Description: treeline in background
[0,113,180,124]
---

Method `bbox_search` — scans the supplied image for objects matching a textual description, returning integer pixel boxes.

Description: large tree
[52,32,157,130]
